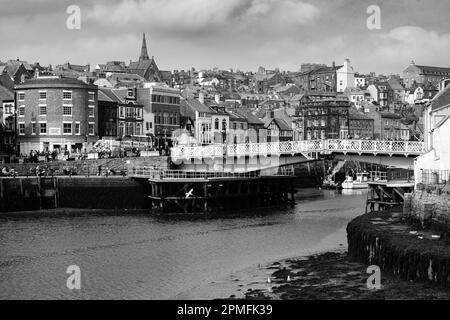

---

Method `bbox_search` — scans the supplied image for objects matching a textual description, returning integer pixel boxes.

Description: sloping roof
[160,70,172,81]
[185,98,213,114]
[430,84,450,111]
[0,85,14,102]
[265,118,292,131]
[94,78,113,88]
[128,59,157,77]
[387,78,404,91]
[15,77,96,89]
[98,90,114,102]
[349,110,372,121]
[416,65,450,75]
[108,72,145,82]
[234,109,264,125]
[0,74,14,92]
[98,88,123,103]
[380,112,401,119]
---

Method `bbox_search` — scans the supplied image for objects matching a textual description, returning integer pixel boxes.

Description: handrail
[171,139,425,160]
[131,168,294,179]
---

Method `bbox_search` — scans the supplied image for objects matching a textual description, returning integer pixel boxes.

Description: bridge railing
[131,168,294,179]
[171,139,425,160]
[326,140,424,155]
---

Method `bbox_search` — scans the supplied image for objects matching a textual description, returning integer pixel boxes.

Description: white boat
[341,172,369,189]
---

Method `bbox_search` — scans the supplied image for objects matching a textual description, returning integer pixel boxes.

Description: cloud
[367,26,450,71]
[85,0,319,35]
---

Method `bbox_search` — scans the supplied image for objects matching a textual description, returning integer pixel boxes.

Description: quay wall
[347,211,450,289]
[0,177,148,213]
[410,185,450,226]
[3,156,168,176]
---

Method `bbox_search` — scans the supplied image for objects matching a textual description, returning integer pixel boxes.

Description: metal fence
[369,170,414,183]
[131,168,294,179]
[417,169,450,185]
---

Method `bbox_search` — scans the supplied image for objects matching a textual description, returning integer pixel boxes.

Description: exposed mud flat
[244,252,450,300]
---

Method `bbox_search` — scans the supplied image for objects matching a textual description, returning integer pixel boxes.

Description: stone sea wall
[410,186,450,225]
[347,212,450,289]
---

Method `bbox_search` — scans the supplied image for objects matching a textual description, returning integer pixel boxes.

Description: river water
[0,188,367,300]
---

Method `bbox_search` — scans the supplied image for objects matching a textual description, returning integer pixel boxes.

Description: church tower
[139,32,150,61]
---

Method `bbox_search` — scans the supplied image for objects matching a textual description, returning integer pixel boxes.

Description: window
[119,107,124,118]
[136,123,142,136]
[88,123,95,135]
[215,118,219,130]
[18,92,25,101]
[31,122,36,135]
[75,122,80,135]
[89,106,95,118]
[63,105,72,116]
[222,119,227,131]
[119,122,125,137]
[88,92,95,102]
[63,123,72,135]
[19,123,25,135]
[39,105,47,116]
[18,106,25,117]
[39,91,46,100]
[63,91,72,100]
[126,107,133,118]
[40,123,47,134]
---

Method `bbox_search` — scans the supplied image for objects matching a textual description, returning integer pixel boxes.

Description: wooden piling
[147,175,296,216]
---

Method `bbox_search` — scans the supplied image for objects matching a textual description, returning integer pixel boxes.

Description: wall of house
[336,60,355,93]
[416,112,450,183]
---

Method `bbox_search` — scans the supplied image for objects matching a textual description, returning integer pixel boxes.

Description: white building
[354,74,366,88]
[337,59,355,93]
[344,87,365,109]
[415,81,450,184]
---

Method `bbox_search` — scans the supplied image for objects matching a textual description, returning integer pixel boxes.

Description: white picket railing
[171,139,425,160]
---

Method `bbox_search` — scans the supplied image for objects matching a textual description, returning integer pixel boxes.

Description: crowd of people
[1,167,18,177]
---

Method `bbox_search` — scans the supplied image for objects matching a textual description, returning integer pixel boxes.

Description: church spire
[139,32,150,61]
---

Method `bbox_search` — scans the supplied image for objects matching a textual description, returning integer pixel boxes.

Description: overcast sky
[0,0,449,75]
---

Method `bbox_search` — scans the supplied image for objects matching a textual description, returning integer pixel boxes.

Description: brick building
[15,77,98,155]
[137,84,181,151]
[297,99,350,140]
[0,85,15,161]
[403,61,450,89]
[294,63,341,93]
[348,110,374,139]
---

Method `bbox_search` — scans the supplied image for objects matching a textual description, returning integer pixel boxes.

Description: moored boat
[341,172,369,189]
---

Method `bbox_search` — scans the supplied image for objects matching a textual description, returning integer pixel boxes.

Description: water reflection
[0,188,367,300]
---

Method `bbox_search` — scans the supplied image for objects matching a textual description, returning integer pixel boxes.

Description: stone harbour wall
[347,211,450,289]
[410,186,450,225]
[0,177,149,212]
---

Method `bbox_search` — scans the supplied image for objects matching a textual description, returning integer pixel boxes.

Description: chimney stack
[198,92,205,104]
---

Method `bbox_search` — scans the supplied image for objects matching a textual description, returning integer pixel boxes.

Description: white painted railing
[131,168,294,179]
[171,139,425,160]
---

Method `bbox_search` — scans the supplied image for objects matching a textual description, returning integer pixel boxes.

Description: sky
[0,0,449,75]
